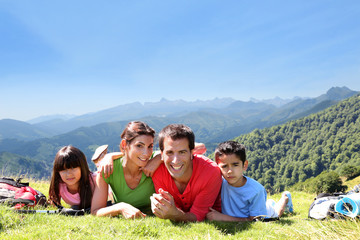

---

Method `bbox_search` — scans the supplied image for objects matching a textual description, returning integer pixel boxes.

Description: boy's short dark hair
[215,141,246,164]
[158,124,195,151]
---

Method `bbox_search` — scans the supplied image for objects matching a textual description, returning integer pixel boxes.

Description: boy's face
[217,153,248,187]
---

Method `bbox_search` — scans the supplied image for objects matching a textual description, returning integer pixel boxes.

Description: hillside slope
[234,94,360,192]
[0,119,52,141]
[0,152,48,178]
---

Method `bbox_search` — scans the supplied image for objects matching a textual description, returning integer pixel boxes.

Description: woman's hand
[117,202,146,219]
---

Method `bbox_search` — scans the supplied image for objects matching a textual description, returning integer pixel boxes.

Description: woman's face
[124,135,154,167]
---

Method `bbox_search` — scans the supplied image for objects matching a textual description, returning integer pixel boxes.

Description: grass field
[1,178,360,239]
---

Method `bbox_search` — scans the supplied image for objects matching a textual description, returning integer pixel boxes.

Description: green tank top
[103,157,155,213]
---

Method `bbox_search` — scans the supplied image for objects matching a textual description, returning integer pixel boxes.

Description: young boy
[206,140,293,222]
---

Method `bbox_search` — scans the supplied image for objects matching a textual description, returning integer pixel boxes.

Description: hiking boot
[283,191,293,213]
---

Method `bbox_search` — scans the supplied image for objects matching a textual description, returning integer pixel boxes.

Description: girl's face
[59,167,81,189]
[123,135,154,167]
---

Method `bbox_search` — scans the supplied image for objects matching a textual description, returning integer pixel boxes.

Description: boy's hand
[206,207,253,222]
[206,207,233,221]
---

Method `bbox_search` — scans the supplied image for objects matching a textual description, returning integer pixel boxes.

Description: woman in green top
[91,121,160,218]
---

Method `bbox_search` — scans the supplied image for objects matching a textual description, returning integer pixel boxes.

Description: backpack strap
[253,216,280,222]
[52,201,90,216]
[0,177,29,188]
[15,209,60,214]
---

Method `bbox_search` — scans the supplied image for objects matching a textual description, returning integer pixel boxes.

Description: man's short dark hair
[158,124,195,151]
[215,141,246,164]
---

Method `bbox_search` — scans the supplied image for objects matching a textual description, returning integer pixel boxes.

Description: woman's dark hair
[158,124,195,151]
[49,145,93,209]
[121,121,155,144]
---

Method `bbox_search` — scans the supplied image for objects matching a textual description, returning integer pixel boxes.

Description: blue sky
[1,1,360,121]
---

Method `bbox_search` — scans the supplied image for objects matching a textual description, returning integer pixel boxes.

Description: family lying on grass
[48,121,293,222]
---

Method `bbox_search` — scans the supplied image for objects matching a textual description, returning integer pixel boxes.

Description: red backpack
[0,177,47,209]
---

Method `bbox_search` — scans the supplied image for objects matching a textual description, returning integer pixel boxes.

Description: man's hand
[140,153,161,177]
[150,188,180,219]
[98,152,123,178]
[151,188,198,221]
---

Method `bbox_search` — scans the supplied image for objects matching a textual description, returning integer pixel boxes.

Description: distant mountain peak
[27,114,77,124]
[318,86,358,102]
[326,86,352,95]
[250,96,302,107]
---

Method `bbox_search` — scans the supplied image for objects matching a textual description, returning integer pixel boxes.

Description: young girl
[49,145,95,210]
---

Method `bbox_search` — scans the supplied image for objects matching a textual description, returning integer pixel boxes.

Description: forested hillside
[0,152,47,178]
[234,94,360,192]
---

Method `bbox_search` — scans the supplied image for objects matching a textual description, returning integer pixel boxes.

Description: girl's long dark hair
[48,145,93,209]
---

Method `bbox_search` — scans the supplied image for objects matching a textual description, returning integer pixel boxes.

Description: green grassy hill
[0,152,48,178]
[233,94,360,192]
[1,178,360,239]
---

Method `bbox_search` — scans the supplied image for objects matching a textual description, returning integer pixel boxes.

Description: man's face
[162,137,193,182]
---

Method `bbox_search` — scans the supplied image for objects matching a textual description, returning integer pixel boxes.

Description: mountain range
[0,86,358,178]
[1,86,357,141]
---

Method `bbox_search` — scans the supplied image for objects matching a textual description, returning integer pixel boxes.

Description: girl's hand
[98,152,123,178]
[140,153,161,177]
